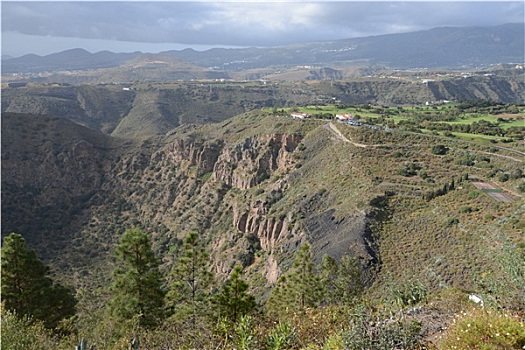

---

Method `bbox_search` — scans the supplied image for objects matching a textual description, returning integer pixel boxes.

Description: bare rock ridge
[158,131,377,283]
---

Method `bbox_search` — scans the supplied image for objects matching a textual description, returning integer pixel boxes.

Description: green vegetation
[166,231,213,328]
[279,100,524,142]
[267,243,323,317]
[213,264,257,323]
[107,228,165,329]
[0,306,60,350]
[1,233,76,332]
[439,309,525,349]
[2,81,524,349]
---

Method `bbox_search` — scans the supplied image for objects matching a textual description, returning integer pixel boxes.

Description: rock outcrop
[212,134,301,190]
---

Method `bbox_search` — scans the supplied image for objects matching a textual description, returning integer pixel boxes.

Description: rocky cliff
[2,112,381,291]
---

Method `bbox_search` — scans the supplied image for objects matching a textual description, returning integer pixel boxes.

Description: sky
[2,1,524,57]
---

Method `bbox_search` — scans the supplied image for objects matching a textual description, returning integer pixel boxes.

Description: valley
[1,24,524,348]
[1,75,524,347]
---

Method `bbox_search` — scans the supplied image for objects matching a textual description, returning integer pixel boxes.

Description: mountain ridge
[3,23,523,73]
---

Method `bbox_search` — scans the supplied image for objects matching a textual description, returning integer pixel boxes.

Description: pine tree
[1,233,76,330]
[319,254,339,305]
[319,254,363,305]
[336,255,363,303]
[267,243,322,316]
[107,228,165,328]
[167,231,213,326]
[213,264,256,322]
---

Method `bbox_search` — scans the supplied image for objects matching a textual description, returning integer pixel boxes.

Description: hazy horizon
[2,1,524,58]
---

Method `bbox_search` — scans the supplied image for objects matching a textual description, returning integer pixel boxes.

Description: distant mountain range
[2,23,523,73]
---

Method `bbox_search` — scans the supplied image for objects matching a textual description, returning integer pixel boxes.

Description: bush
[446,217,459,227]
[398,162,421,177]
[498,173,510,182]
[391,280,428,307]
[266,321,296,350]
[439,309,525,350]
[0,305,64,350]
[459,206,473,213]
[342,307,423,350]
[431,145,448,155]
[468,191,480,199]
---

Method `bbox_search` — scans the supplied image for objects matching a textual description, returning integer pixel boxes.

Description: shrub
[468,191,480,199]
[446,217,459,227]
[439,309,525,350]
[391,280,428,307]
[342,307,423,350]
[510,168,523,179]
[398,162,421,177]
[498,173,510,182]
[0,305,63,350]
[266,321,296,350]
[234,315,256,350]
[431,145,449,155]
[459,206,473,213]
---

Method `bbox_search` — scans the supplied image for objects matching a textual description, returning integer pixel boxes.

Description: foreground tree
[107,228,165,328]
[213,264,256,322]
[167,231,213,326]
[1,233,76,330]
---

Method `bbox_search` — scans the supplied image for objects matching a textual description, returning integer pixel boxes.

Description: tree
[107,228,165,328]
[267,243,322,316]
[167,231,213,326]
[1,233,76,330]
[213,264,256,322]
[319,254,363,306]
[319,254,339,305]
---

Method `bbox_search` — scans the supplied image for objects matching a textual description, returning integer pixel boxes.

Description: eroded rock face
[166,138,224,175]
[161,133,305,285]
[232,200,298,252]
[3,116,377,290]
[212,134,301,190]
[161,133,303,255]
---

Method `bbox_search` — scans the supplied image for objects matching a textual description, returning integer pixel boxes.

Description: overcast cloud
[2,1,524,57]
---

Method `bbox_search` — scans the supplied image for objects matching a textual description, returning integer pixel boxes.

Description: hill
[2,108,523,298]
[3,24,523,75]
[2,95,524,347]
[1,48,142,73]
[2,74,524,138]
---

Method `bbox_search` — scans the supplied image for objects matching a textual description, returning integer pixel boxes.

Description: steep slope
[2,111,523,307]
[1,85,135,133]
[1,113,129,252]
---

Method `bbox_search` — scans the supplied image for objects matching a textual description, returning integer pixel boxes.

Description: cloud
[2,1,524,55]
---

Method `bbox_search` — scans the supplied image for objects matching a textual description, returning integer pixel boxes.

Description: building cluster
[291,112,310,119]
[336,113,361,126]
